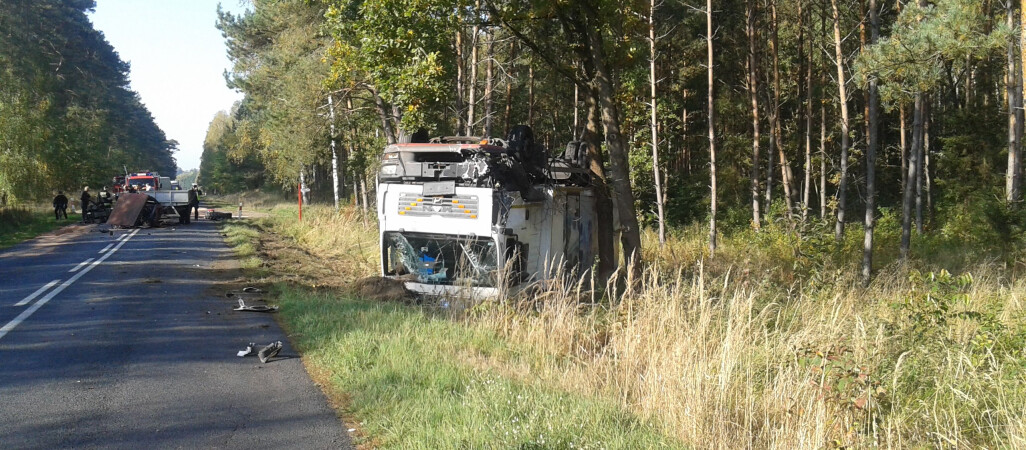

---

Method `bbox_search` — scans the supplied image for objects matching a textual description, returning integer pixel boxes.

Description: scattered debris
[233,299,278,313]
[237,342,256,357]
[258,341,282,363]
[242,286,264,293]
[206,211,233,221]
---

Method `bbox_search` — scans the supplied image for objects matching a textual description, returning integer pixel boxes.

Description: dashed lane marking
[14,280,61,307]
[0,229,139,341]
[69,258,95,273]
[98,243,114,254]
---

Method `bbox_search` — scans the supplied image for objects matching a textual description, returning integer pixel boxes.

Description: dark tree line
[209,0,1026,280]
[0,0,178,203]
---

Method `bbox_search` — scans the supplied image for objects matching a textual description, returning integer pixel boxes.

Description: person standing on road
[80,186,91,223]
[53,191,68,220]
[97,186,112,207]
[188,183,202,220]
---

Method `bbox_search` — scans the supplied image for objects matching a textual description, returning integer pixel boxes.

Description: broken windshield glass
[383,232,498,286]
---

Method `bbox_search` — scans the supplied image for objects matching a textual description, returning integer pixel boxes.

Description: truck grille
[397,193,480,219]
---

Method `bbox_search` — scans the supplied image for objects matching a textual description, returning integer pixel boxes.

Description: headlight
[381,164,398,176]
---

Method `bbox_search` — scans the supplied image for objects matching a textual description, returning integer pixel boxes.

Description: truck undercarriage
[377,127,598,299]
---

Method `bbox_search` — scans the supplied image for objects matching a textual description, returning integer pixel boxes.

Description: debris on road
[237,343,256,357]
[258,341,282,363]
[233,299,278,313]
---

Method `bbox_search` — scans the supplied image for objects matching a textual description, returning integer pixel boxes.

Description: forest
[0,0,178,202]
[207,0,1026,284]
[1,0,1022,445]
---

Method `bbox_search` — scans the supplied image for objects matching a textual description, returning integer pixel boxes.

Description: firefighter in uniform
[80,187,91,223]
[53,191,68,220]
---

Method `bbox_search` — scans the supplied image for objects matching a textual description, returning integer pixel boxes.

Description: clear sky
[89,0,248,172]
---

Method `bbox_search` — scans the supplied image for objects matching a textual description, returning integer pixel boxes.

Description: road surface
[0,220,352,449]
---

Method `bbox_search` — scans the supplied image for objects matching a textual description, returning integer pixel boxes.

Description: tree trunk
[528,61,535,127]
[1017,34,1025,203]
[504,41,516,134]
[916,98,927,234]
[466,0,480,136]
[353,179,359,209]
[584,88,616,279]
[707,0,717,254]
[648,0,666,245]
[820,3,828,221]
[360,176,369,213]
[901,93,924,259]
[585,34,643,272]
[831,0,851,241]
[925,98,934,222]
[456,28,465,134]
[328,94,341,211]
[862,0,879,286]
[900,103,907,196]
[573,84,580,137]
[770,0,795,216]
[371,87,397,144]
[1008,0,1021,202]
[484,30,495,137]
[746,0,762,230]
[820,98,827,220]
[802,0,812,223]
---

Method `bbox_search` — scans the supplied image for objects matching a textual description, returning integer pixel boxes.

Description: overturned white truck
[377,127,598,298]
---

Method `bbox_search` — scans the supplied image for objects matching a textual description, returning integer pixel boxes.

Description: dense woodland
[207,0,1026,281]
[0,0,178,201]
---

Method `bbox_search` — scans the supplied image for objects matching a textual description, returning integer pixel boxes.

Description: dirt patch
[351,276,415,303]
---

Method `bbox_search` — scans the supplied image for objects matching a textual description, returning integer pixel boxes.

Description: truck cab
[377,130,596,299]
[126,171,161,191]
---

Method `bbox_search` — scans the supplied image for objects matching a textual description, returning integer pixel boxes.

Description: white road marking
[14,280,61,307]
[98,243,113,254]
[68,258,95,273]
[0,229,140,341]
[115,234,127,242]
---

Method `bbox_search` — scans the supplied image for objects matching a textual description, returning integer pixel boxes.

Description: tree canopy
[0,0,177,202]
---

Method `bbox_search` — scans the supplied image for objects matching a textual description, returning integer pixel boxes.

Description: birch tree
[649,0,666,245]
[707,0,717,253]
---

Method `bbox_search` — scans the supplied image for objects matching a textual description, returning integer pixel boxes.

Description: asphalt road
[0,219,352,449]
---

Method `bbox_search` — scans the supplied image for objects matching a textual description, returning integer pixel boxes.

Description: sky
[89,0,249,172]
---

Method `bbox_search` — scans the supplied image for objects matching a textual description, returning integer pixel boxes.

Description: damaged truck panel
[377,131,597,299]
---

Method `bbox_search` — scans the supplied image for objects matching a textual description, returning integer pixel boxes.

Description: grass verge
[277,285,674,448]
[219,206,680,448]
[222,204,1026,448]
[0,207,81,249]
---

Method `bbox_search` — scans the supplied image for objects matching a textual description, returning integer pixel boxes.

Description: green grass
[218,202,1026,447]
[221,219,267,273]
[0,207,80,249]
[276,286,679,449]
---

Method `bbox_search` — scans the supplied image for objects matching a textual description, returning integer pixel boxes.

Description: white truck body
[376,136,596,299]
[152,190,190,207]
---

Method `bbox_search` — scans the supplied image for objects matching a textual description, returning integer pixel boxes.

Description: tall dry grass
[259,205,1026,447]
[468,244,1026,448]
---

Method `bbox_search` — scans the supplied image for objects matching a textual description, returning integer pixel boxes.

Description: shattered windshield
[383,232,498,287]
